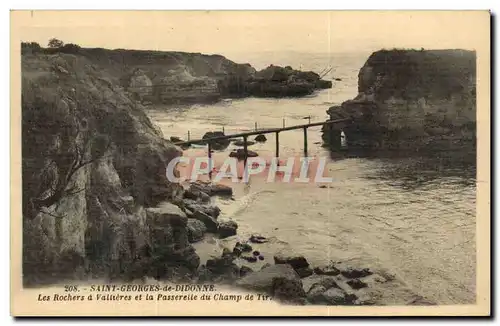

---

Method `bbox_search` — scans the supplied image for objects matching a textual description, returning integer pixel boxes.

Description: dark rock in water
[255,134,267,142]
[241,255,257,263]
[347,278,368,290]
[229,148,259,160]
[318,185,328,189]
[233,139,256,147]
[315,79,333,89]
[233,242,252,256]
[236,264,301,294]
[340,267,373,279]
[192,210,219,232]
[240,243,253,252]
[209,183,233,197]
[334,78,342,81]
[232,247,242,257]
[258,255,265,261]
[217,219,238,239]
[249,234,268,244]
[202,131,230,150]
[271,277,307,305]
[252,250,260,256]
[186,218,207,243]
[274,252,309,270]
[313,265,340,276]
[296,267,314,278]
[239,266,254,277]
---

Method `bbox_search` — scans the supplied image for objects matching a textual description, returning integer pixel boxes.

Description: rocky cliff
[21,51,203,285]
[21,42,332,104]
[322,49,476,154]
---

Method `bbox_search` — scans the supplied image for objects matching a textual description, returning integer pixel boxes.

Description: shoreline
[170,176,438,306]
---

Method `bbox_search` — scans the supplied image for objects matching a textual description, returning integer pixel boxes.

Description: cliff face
[22,52,199,285]
[21,43,332,104]
[323,49,476,152]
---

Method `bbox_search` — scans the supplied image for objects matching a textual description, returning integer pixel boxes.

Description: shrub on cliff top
[47,38,64,48]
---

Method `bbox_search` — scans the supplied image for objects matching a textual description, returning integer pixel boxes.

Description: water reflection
[354,151,476,190]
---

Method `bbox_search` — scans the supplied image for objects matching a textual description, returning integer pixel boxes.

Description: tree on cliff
[47,38,64,48]
[22,81,110,220]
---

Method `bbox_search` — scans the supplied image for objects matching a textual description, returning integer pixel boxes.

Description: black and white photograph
[10,10,490,316]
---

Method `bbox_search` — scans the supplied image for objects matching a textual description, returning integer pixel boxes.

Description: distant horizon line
[21,40,475,56]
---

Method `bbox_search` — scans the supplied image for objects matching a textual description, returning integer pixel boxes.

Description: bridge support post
[188,130,190,141]
[208,142,212,180]
[243,136,248,181]
[275,131,280,165]
[303,127,308,157]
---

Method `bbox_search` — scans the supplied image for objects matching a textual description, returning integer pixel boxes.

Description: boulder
[271,276,307,305]
[190,181,233,197]
[254,134,267,142]
[208,183,233,197]
[145,202,187,228]
[307,285,328,304]
[233,242,252,256]
[320,287,354,305]
[229,148,259,160]
[202,131,230,150]
[233,140,256,147]
[340,267,373,279]
[315,79,333,89]
[249,234,268,244]
[183,188,210,203]
[235,264,300,293]
[184,201,221,218]
[218,219,238,239]
[186,218,207,243]
[193,210,219,232]
[201,254,240,283]
[296,267,314,278]
[347,278,368,290]
[313,265,340,276]
[274,252,309,270]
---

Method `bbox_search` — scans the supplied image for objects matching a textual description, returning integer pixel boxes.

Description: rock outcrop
[322,49,476,153]
[22,43,332,106]
[21,51,193,285]
[245,65,332,98]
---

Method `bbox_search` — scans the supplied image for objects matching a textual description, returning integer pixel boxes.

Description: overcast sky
[17,11,488,58]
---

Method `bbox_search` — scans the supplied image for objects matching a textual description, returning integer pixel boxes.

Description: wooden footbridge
[173,117,352,171]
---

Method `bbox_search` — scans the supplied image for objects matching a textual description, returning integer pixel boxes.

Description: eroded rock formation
[21,51,189,285]
[322,49,476,154]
